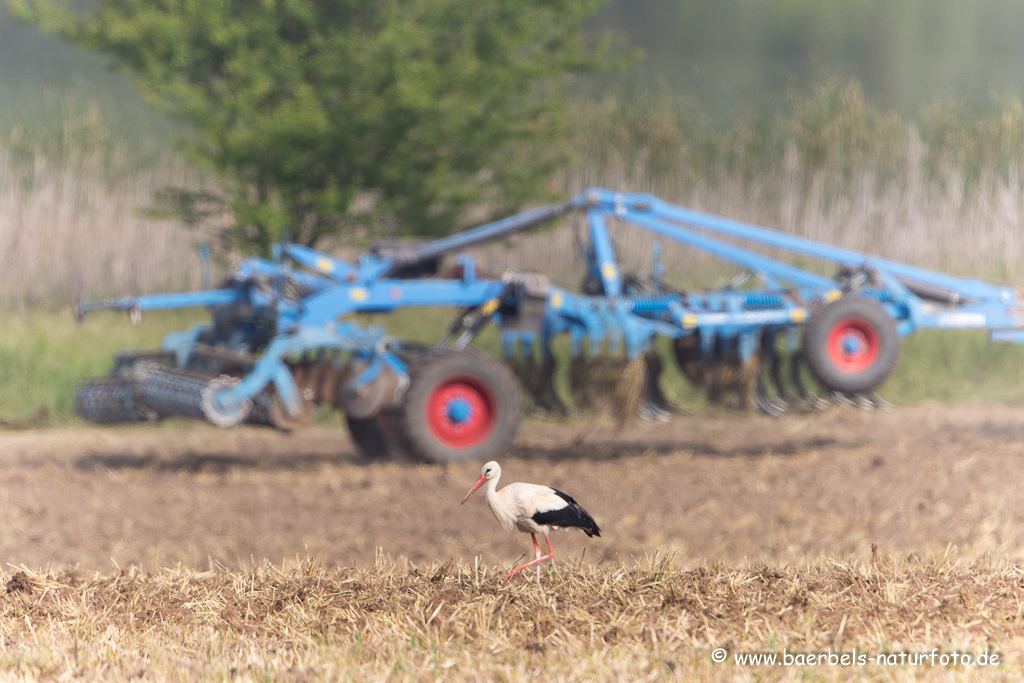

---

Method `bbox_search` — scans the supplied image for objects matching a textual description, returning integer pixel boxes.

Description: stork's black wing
[531,488,601,537]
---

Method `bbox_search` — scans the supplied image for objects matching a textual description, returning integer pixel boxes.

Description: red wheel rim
[826,316,880,374]
[425,377,496,448]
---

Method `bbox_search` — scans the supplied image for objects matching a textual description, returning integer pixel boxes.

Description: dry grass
[1,552,1021,681]
[0,150,214,308]
[466,153,1024,293]
[6,89,1024,307]
[0,407,1021,679]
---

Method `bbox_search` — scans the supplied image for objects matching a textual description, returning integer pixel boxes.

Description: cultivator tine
[514,352,542,412]
[768,346,798,405]
[673,334,708,390]
[791,354,830,410]
[521,352,540,400]
[704,351,759,411]
[754,371,787,417]
[704,355,726,406]
[738,353,760,412]
[590,352,614,408]
[855,393,876,411]
[505,352,523,391]
[532,352,568,415]
[604,352,634,414]
[832,391,894,412]
[637,348,676,421]
[567,345,639,416]
[829,391,858,409]
[503,342,552,417]
[861,392,893,411]
[612,354,647,426]
[504,338,569,416]
[828,389,894,412]
[753,333,788,417]
[568,353,591,411]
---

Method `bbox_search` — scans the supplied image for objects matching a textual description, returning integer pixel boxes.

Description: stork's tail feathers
[579,509,601,538]
[534,489,601,538]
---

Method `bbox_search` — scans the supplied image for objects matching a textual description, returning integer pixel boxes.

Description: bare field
[2,403,1024,679]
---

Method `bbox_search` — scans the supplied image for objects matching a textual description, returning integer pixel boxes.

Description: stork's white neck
[483,469,500,502]
[482,470,517,533]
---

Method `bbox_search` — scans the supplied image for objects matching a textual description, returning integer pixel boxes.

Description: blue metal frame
[571,188,1024,345]
[80,186,1024,424]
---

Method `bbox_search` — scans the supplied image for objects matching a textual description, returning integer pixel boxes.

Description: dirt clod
[6,571,33,595]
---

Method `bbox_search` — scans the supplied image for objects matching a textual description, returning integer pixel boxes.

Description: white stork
[461,460,601,581]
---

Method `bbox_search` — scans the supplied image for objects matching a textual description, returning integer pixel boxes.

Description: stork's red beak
[461,474,486,504]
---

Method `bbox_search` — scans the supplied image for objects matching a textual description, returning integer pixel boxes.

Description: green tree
[9,0,609,253]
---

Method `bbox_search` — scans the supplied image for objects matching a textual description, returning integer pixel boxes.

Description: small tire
[396,348,522,463]
[341,343,430,462]
[803,296,900,394]
[346,411,404,461]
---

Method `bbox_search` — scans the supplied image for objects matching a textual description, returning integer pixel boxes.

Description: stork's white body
[461,461,600,582]
[481,480,570,536]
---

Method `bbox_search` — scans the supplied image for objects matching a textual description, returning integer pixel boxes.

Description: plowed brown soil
[1,402,1022,573]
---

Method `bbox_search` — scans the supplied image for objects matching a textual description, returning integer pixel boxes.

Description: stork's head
[461,461,501,504]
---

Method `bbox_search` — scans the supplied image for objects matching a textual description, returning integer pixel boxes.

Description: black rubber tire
[396,348,522,463]
[342,343,430,461]
[345,410,404,461]
[803,296,900,394]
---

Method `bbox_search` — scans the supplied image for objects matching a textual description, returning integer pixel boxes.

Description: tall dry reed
[4,81,1024,307]
[0,150,215,308]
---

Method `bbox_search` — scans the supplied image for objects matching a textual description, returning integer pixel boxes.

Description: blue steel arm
[206,323,406,417]
[77,288,245,317]
[379,202,572,277]
[588,212,622,296]
[613,207,840,292]
[296,278,511,327]
[283,244,359,282]
[234,257,334,292]
[582,189,1013,303]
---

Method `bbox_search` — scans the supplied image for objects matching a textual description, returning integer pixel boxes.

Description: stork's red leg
[533,534,542,581]
[506,534,555,582]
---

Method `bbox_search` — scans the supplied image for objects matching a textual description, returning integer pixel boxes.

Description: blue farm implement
[74,205,569,463]
[75,188,1024,462]
[508,189,1024,419]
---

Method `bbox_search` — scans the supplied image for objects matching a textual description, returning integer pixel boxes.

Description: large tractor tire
[803,296,900,394]
[396,348,522,463]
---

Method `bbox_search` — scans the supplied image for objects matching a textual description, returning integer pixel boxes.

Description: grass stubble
[1,550,1022,681]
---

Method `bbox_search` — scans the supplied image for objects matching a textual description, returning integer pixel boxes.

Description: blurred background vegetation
[4,0,1024,302]
[3,0,1024,418]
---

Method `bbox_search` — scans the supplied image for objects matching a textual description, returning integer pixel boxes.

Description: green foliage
[0,90,174,185]
[8,0,610,254]
[786,79,906,182]
[569,78,1024,205]
[0,310,206,425]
